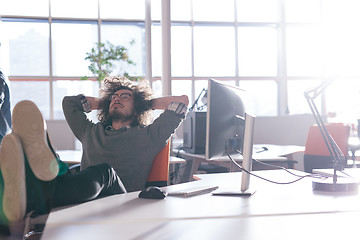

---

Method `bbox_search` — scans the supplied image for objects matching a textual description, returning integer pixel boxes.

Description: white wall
[46,120,77,151]
[253,114,317,146]
[253,114,322,171]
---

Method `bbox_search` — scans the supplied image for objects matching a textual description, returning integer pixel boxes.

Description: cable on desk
[225,146,329,185]
[235,149,319,179]
[337,170,357,179]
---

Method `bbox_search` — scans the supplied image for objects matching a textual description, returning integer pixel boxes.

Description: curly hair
[97,76,154,127]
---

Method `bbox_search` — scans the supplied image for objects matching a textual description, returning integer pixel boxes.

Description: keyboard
[168,185,219,197]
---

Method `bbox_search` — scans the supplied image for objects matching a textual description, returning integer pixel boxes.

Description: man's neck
[111,119,132,130]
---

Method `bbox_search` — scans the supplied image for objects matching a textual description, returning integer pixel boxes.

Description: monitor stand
[212,188,256,196]
[211,113,256,197]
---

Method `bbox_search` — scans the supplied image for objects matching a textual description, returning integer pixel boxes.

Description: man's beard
[109,110,134,123]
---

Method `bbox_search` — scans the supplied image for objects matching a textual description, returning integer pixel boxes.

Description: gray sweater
[62,95,184,192]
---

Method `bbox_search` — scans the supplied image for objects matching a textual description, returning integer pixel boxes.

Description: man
[63,76,189,192]
[0,100,126,234]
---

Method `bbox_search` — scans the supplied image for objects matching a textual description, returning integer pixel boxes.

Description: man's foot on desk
[0,134,27,223]
[12,100,59,181]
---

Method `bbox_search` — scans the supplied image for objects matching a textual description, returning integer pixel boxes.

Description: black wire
[235,149,324,179]
[225,146,329,185]
[337,169,356,179]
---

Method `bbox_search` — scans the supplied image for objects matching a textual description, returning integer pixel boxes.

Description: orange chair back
[145,141,170,187]
[304,124,350,156]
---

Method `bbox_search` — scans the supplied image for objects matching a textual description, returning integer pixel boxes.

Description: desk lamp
[304,80,359,192]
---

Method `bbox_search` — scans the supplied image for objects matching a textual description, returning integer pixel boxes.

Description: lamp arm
[305,95,337,161]
[189,88,206,111]
[305,88,345,184]
[304,79,334,99]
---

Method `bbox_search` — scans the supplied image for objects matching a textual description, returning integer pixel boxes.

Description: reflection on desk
[41,170,360,240]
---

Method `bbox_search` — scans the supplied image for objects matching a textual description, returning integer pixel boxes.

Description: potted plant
[82,40,136,86]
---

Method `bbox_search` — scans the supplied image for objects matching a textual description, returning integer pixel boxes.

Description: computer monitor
[205,79,246,160]
[205,79,256,195]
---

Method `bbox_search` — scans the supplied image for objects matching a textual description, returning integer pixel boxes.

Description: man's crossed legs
[0,100,126,229]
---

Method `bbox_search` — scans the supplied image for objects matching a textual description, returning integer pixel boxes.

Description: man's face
[108,89,136,122]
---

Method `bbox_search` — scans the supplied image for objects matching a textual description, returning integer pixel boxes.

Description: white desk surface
[42,169,360,240]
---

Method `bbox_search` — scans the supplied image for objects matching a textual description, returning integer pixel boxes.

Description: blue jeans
[0,71,11,144]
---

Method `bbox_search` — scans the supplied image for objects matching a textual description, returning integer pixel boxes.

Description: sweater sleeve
[62,95,94,142]
[145,109,185,149]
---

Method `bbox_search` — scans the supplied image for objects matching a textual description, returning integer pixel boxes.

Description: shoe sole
[12,100,59,181]
[0,134,26,222]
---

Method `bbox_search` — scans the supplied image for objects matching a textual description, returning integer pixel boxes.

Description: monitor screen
[205,79,246,160]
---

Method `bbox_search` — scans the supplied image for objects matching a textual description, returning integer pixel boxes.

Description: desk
[41,169,360,240]
[57,150,186,166]
[176,144,305,182]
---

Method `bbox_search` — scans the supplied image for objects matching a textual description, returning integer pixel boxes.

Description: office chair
[145,140,171,187]
[303,124,350,173]
[23,140,172,239]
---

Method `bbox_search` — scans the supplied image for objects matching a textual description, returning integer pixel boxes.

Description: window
[101,22,145,77]
[1,0,360,127]
[286,26,322,77]
[0,0,48,16]
[2,20,49,76]
[1,0,146,119]
[287,79,321,115]
[53,80,98,119]
[10,80,51,119]
[51,0,98,18]
[193,0,234,22]
[52,21,98,77]
[237,0,278,22]
[100,0,145,19]
[238,27,277,76]
[171,25,192,77]
[193,26,235,77]
[240,80,278,116]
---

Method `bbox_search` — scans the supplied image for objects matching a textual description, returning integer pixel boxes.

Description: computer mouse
[138,186,167,199]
